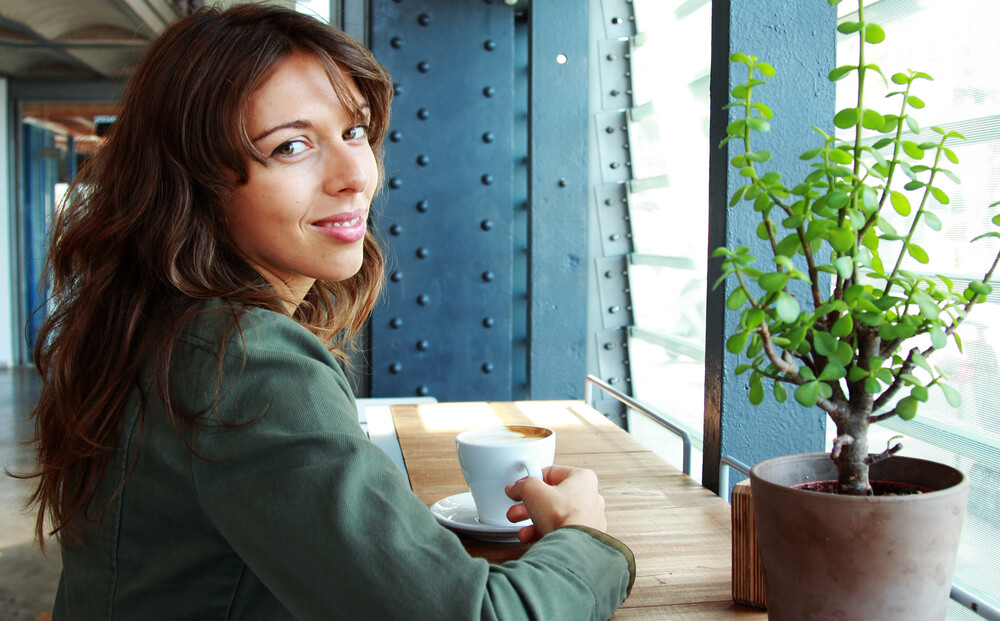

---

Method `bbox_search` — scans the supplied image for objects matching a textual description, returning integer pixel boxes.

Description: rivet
[483,86,496,98]
[482,132,495,143]
[609,376,620,384]
[604,343,615,350]
[390,270,403,282]
[482,271,495,282]
[416,247,429,259]
[484,39,496,51]
[604,198,614,206]
[416,154,429,166]
[482,362,494,374]
[417,108,430,120]
[605,126,615,134]
[418,13,432,26]
[416,294,430,306]
[610,233,621,241]
[611,16,622,24]
[482,316,495,328]
[389,224,403,236]
[604,270,614,278]
[416,200,429,213]
[416,385,430,396]
[416,339,430,351]
[389,362,402,374]
[606,53,617,61]
[393,83,404,96]
[481,219,493,231]
[558,178,567,187]
[391,36,404,48]
[610,89,620,97]
[609,305,620,313]
[389,177,403,189]
[390,317,403,329]
[610,162,620,169]
[417,61,430,73]
[481,174,494,185]
[390,130,403,142]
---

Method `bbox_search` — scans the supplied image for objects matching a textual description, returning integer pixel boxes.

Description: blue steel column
[527,0,589,399]
[369,1,516,400]
[704,0,835,493]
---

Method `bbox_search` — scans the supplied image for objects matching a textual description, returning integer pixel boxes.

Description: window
[834,0,1000,615]
[620,0,712,482]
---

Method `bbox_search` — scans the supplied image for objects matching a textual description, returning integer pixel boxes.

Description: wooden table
[389,400,768,620]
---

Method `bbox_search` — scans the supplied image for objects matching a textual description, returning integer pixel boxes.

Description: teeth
[325,216,361,228]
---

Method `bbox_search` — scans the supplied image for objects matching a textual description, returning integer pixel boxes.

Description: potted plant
[714,0,999,618]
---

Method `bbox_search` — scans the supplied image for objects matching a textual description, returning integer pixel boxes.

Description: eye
[344,125,369,141]
[271,139,308,157]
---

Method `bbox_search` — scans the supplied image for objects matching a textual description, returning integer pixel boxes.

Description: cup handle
[517,458,544,481]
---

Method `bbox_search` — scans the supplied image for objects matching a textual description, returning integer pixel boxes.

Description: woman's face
[226,52,378,303]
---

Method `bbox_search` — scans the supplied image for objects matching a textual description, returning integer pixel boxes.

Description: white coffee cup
[455,425,556,527]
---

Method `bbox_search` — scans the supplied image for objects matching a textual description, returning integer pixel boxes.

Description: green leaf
[747,117,771,133]
[902,141,924,159]
[907,95,926,109]
[911,385,929,402]
[730,52,751,64]
[907,243,930,264]
[757,62,776,77]
[890,191,911,216]
[833,340,854,366]
[896,397,918,420]
[749,376,764,405]
[837,21,862,34]
[774,381,788,403]
[912,290,940,319]
[726,287,748,310]
[943,147,959,164]
[727,119,747,137]
[865,376,881,393]
[829,227,855,254]
[912,351,932,374]
[940,383,962,407]
[775,293,801,323]
[969,280,993,296]
[891,72,909,85]
[794,382,819,407]
[829,65,856,81]
[864,23,886,43]
[930,325,947,349]
[834,108,860,129]
[930,186,950,204]
[727,331,748,354]
[745,307,766,329]
[818,362,847,382]
[905,115,920,134]
[924,211,942,231]
[832,313,854,337]
[862,108,885,130]
[759,272,789,292]
[835,256,854,279]
[813,330,838,356]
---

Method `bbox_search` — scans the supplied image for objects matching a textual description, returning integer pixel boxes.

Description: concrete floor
[0,367,59,620]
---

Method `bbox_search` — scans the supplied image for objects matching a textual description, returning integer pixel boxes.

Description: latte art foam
[462,425,552,446]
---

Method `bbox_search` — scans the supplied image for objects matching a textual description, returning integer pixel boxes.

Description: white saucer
[430,492,529,543]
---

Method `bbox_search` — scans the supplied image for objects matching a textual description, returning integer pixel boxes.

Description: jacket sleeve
[187,311,634,621]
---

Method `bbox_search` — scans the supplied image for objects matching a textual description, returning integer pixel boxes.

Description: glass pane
[625,0,711,481]
[835,1,1000,613]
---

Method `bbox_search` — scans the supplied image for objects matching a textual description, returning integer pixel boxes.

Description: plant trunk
[835,414,871,494]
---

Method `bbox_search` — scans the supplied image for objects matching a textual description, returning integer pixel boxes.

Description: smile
[320,216,362,228]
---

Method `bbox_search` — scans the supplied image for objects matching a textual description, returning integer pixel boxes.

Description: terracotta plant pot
[750,452,968,621]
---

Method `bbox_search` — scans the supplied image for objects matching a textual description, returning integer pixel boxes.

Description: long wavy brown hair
[24,3,393,548]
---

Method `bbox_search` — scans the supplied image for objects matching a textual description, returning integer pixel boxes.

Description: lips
[312,211,367,243]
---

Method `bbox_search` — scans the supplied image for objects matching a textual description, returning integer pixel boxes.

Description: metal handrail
[718,455,752,504]
[584,374,691,475]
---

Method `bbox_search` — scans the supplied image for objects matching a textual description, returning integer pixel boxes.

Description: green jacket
[54,303,635,620]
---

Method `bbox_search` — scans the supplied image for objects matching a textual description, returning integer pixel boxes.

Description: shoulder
[171,300,355,428]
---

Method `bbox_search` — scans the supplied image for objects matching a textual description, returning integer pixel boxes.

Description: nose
[323,143,373,197]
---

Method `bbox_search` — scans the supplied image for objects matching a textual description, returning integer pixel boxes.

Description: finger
[541,464,575,486]
[506,502,530,523]
[517,524,539,543]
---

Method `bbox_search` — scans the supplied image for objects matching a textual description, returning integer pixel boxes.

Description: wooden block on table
[731,480,767,609]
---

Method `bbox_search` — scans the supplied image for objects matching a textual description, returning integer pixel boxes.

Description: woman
[26,4,634,619]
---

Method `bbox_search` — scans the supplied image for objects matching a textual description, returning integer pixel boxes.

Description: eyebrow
[250,103,372,144]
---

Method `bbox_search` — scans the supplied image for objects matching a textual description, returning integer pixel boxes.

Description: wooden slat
[390,401,768,620]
